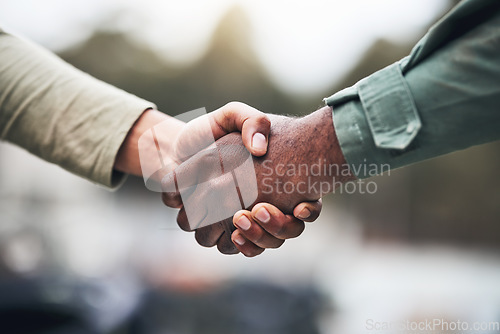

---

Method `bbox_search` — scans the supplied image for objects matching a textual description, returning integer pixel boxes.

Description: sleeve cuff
[94,103,154,190]
[324,62,422,178]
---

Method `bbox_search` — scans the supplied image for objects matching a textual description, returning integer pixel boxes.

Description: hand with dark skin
[162,106,354,256]
[114,102,322,256]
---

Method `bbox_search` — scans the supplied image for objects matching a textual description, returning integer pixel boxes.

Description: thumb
[210,102,271,156]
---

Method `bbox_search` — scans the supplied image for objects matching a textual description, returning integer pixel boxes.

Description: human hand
[115,103,322,255]
[162,106,354,255]
[125,102,272,191]
[230,200,322,257]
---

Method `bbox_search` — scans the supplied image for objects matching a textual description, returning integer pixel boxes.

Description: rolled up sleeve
[0,31,156,188]
[324,0,500,178]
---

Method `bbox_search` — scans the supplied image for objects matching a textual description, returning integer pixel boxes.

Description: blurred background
[1,0,499,333]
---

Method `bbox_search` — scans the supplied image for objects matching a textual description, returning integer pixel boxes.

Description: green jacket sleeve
[0,30,156,188]
[324,0,500,178]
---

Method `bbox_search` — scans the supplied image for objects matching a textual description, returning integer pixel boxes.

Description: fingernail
[235,216,251,231]
[255,208,271,223]
[233,235,245,246]
[297,208,311,219]
[252,133,267,152]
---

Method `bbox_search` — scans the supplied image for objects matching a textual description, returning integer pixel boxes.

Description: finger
[233,211,285,249]
[162,145,225,191]
[293,199,323,222]
[251,203,305,240]
[194,223,225,248]
[210,102,271,156]
[160,171,182,206]
[176,200,213,232]
[145,165,177,192]
[231,230,265,257]
[176,207,191,232]
[160,156,199,193]
[216,219,240,255]
[161,174,183,208]
[217,234,240,254]
[161,192,183,209]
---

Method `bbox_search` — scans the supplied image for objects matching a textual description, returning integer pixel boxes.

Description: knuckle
[253,231,267,246]
[255,115,271,128]
[161,192,170,205]
[269,221,286,239]
[195,229,217,247]
[199,150,218,169]
[162,192,178,205]
[224,101,242,110]
[176,217,192,232]
[268,239,285,249]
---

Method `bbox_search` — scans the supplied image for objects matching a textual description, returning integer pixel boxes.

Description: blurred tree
[60,7,317,118]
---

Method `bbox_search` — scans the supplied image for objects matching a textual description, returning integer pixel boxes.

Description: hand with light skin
[162,105,355,256]
[114,102,322,255]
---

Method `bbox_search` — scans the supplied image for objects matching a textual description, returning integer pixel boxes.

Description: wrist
[297,106,354,189]
[114,109,185,177]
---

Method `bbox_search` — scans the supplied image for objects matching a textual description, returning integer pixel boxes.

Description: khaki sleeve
[0,30,156,188]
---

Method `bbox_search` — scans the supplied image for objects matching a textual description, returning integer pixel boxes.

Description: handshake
[121,102,354,257]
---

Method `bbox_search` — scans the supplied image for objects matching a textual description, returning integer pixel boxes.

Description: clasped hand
[159,102,351,257]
